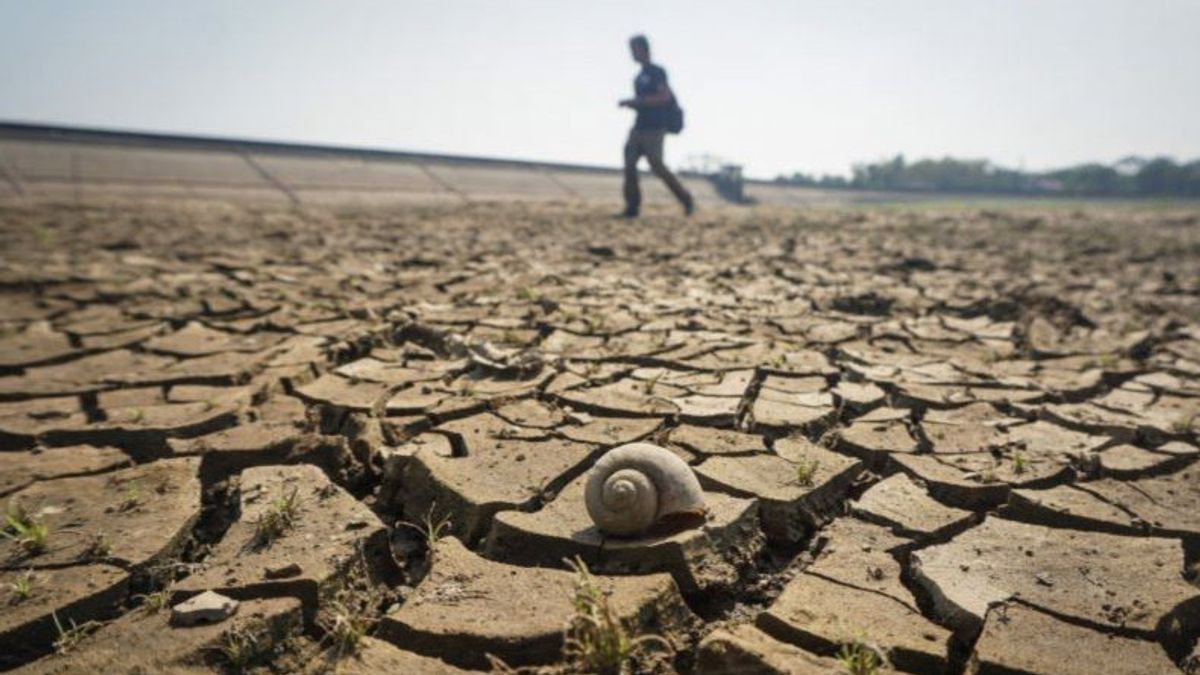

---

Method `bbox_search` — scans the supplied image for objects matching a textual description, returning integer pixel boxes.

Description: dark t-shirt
[634,64,672,130]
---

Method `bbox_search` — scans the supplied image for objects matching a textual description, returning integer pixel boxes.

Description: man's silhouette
[618,35,693,218]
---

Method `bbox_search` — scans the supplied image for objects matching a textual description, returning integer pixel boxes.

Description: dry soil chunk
[852,472,975,540]
[695,440,861,542]
[0,564,128,667]
[559,413,662,445]
[0,444,131,497]
[804,517,917,601]
[334,636,472,674]
[911,517,1195,638]
[15,596,302,675]
[143,321,287,356]
[669,424,769,455]
[378,537,695,669]
[174,464,387,616]
[967,602,1179,675]
[397,417,596,543]
[697,624,844,674]
[1,457,201,569]
[1079,470,1200,537]
[757,572,953,674]
[484,471,762,594]
[293,373,391,412]
[0,321,77,369]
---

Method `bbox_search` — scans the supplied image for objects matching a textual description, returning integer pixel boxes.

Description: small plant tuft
[135,588,172,614]
[82,532,112,560]
[52,612,99,655]
[321,597,372,658]
[836,638,887,675]
[562,556,672,675]
[400,503,453,557]
[119,482,142,512]
[793,457,821,487]
[1012,452,1028,475]
[4,501,50,555]
[215,627,260,673]
[7,570,36,604]
[253,486,300,548]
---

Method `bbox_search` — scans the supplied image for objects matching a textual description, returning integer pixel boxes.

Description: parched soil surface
[1,199,1199,674]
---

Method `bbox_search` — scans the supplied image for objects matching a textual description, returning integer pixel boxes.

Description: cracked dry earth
[1,199,1199,675]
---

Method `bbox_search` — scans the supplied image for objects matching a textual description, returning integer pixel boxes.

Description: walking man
[619,35,694,218]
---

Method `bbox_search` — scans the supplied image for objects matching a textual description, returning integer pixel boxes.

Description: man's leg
[643,131,694,214]
[622,131,642,216]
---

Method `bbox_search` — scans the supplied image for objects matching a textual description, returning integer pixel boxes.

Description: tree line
[776,155,1200,197]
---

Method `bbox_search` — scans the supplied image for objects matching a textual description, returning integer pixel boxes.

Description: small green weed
[134,587,172,614]
[400,504,453,557]
[7,570,36,603]
[836,639,887,675]
[215,627,259,673]
[562,556,672,675]
[81,531,112,560]
[119,482,142,512]
[793,458,821,487]
[321,597,372,658]
[52,612,99,655]
[253,487,300,548]
[3,501,49,555]
[1012,452,1028,475]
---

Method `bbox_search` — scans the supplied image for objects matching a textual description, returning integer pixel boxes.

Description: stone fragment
[170,589,239,626]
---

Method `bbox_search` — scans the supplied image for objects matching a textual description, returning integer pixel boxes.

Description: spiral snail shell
[584,442,707,537]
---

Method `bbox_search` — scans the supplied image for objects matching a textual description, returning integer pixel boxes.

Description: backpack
[667,102,685,134]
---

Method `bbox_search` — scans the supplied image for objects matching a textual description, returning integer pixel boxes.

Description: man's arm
[619,82,673,108]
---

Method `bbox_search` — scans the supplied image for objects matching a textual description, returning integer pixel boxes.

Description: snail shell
[584,442,707,537]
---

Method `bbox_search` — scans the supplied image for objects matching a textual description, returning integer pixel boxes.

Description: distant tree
[783,153,1200,198]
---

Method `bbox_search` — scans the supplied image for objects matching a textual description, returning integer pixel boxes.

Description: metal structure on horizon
[0,122,888,208]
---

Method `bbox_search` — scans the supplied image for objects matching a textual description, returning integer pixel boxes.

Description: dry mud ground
[0,199,1199,674]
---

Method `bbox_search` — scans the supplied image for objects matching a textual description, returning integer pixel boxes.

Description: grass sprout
[7,570,36,603]
[1012,452,1029,475]
[52,612,99,655]
[562,556,672,675]
[400,503,453,557]
[252,486,300,548]
[836,638,887,675]
[320,597,372,658]
[3,502,49,556]
[793,457,821,487]
[215,627,259,673]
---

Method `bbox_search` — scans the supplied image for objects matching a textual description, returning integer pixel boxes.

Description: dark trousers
[623,128,692,214]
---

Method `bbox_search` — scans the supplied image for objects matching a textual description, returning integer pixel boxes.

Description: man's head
[629,35,650,64]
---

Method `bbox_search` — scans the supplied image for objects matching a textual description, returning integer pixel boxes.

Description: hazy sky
[2,1,1198,178]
